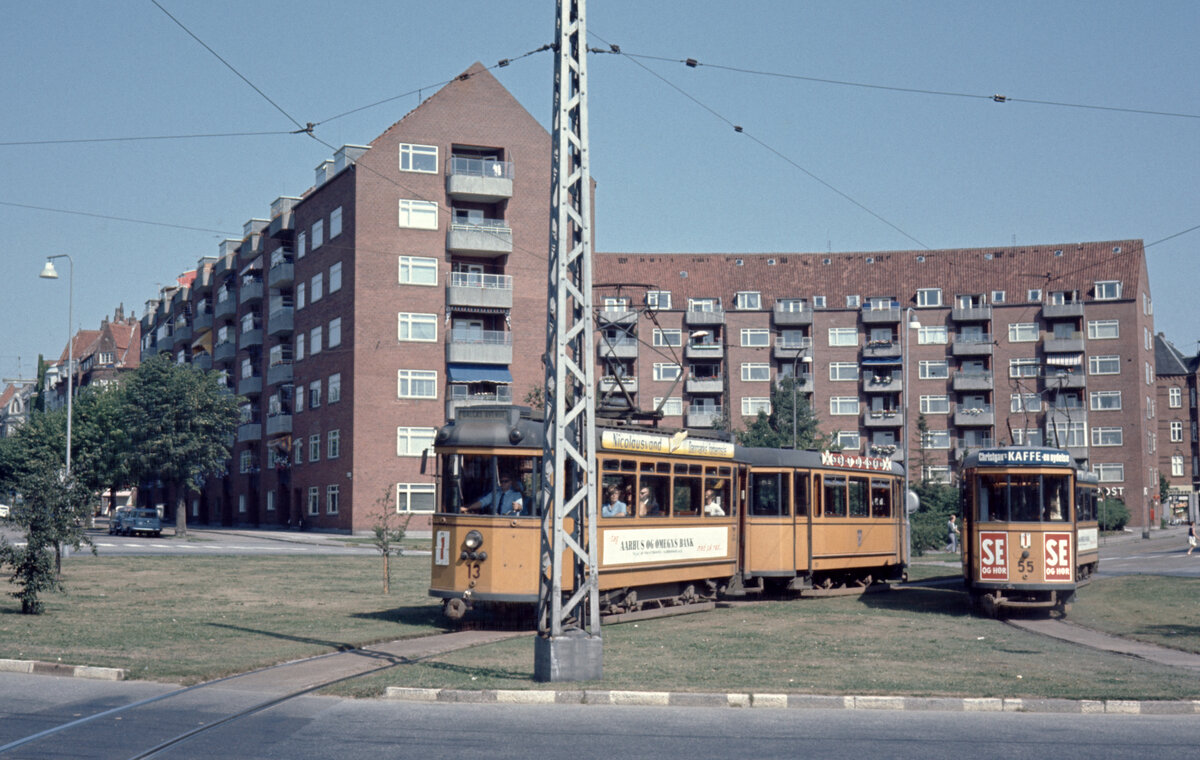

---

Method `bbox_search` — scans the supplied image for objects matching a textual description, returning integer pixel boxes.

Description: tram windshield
[976,473,1071,522]
[439,453,540,517]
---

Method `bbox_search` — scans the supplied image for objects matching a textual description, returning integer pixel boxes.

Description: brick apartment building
[135,63,1164,531]
[1155,334,1200,520]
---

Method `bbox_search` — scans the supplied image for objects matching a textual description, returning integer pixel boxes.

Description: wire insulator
[685,58,698,68]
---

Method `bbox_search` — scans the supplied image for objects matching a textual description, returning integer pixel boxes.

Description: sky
[2,1,1197,385]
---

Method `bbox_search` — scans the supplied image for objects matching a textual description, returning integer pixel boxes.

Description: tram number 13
[463,561,482,579]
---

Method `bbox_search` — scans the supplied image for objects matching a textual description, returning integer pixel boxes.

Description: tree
[123,354,240,536]
[71,384,135,516]
[735,378,829,449]
[369,488,413,594]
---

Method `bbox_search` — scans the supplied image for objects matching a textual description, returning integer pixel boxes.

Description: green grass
[1,554,1196,701]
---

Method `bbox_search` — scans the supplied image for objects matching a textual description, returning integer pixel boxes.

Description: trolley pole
[535,0,602,682]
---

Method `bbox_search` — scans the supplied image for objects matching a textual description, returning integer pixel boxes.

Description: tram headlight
[463,530,484,551]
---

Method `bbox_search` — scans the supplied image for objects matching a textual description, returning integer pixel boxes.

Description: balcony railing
[446,157,514,202]
[954,404,995,426]
[861,303,901,324]
[446,271,514,309]
[446,219,513,256]
[686,407,722,428]
[951,334,994,356]
[447,328,513,364]
[684,308,726,327]
[772,302,814,326]
[952,370,994,391]
[598,336,639,359]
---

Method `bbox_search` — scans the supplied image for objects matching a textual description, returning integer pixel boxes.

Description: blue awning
[861,356,903,366]
[447,364,514,383]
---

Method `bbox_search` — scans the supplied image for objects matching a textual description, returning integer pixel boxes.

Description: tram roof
[736,446,904,476]
[961,446,1076,469]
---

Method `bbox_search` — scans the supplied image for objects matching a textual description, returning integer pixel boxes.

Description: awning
[861,356,903,366]
[1044,354,1082,367]
[447,364,513,383]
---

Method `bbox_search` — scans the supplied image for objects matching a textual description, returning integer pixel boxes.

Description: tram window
[637,475,667,516]
[1043,475,1070,521]
[601,474,633,518]
[1077,488,1097,522]
[871,478,892,518]
[704,479,730,516]
[848,477,870,517]
[449,454,538,516]
[977,474,1007,522]
[673,475,703,516]
[750,474,783,516]
[823,476,848,518]
[792,473,806,517]
[1009,478,1041,522]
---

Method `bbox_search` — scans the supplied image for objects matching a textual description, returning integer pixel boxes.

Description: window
[653,397,683,415]
[328,317,342,348]
[307,487,319,515]
[396,483,436,513]
[311,220,324,250]
[295,442,303,465]
[830,397,860,415]
[1008,323,1038,342]
[916,288,942,307]
[922,430,951,449]
[398,312,438,342]
[1027,289,1042,302]
[398,199,438,230]
[1090,390,1121,411]
[1146,361,1153,386]
[646,290,672,310]
[310,273,325,303]
[328,429,340,459]
[653,363,682,381]
[652,329,682,347]
[1094,463,1124,483]
[828,327,858,347]
[742,397,771,416]
[920,395,950,414]
[397,369,437,398]
[1087,320,1119,340]
[1171,421,1183,442]
[740,328,770,347]
[741,363,770,382]
[1088,355,1120,375]
[310,326,322,355]
[330,207,342,238]
[1091,427,1123,446]
[919,360,949,380]
[1010,393,1041,412]
[398,256,438,285]
[991,290,1006,303]
[266,492,274,512]
[922,466,951,484]
[917,325,948,345]
[309,380,322,409]
[297,231,307,259]
[309,434,320,462]
[296,333,305,361]
[297,282,306,310]
[835,431,861,450]
[1009,358,1040,378]
[239,450,254,474]
[1094,280,1122,300]
[327,485,340,514]
[777,299,806,313]
[329,261,342,293]
[1145,326,1152,351]
[735,291,761,310]
[397,426,436,456]
[399,143,438,172]
[687,297,719,312]
[1169,387,1182,408]
[845,295,861,308]
[1172,455,1184,477]
[829,362,859,382]
[812,296,827,309]
[328,373,342,403]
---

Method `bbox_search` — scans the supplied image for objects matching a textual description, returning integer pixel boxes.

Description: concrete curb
[383,687,1200,714]
[0,658,126,681]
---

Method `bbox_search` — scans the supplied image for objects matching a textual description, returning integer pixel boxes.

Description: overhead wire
[0,131,295,147]
[0,200,239,236]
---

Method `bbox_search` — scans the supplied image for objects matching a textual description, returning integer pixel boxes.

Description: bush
[1099,498,1130,531]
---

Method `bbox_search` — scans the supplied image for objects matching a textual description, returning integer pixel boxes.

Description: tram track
[0,629,524,759]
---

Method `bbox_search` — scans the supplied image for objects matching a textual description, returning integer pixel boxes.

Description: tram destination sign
[601,430,736,459]
[976,448,1073,466]
[819,450,894,472]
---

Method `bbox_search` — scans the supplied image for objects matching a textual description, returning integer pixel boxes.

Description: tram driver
[463,473,525,515]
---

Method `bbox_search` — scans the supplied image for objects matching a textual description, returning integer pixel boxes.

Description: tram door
[744,470,796,577]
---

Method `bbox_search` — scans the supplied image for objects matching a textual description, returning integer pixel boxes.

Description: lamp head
[39,260,59,279]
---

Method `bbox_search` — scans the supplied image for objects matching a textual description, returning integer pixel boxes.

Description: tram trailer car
[1075,470,1100,582]
[429,406,907,623]
[960,447,1085,617]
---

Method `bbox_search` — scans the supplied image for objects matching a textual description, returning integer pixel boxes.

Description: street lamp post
[902,307,921,562]
[791,348,812,449]
[40,255,74,477]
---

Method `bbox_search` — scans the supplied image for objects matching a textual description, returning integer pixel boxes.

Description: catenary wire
[0,130,295,147]
[0,200,239,236]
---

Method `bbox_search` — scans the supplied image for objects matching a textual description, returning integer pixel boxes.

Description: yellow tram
[1075,470,1100,581]
[429,406,908,622]
[960,447,1083,617]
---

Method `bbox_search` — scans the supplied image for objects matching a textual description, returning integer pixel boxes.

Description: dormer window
[735,291,761,310]
[1094,280,1122,300]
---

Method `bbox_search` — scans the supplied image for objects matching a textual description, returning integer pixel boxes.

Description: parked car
[108,508,130,535]
[0,503,10,519]
[123,508,162,537]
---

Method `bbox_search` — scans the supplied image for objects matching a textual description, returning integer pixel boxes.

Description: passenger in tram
[463,473,524,515]
[703,488,725,516]
[638,480,664,516]
[601,486,628,518]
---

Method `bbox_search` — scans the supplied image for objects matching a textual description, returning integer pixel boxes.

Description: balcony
[772,303,813,326]
[446,220,513,257]
[193,310,213,333]
[1043,370,1086,390]
[172,324,192,346]
[684,308,726,327]
[773,337,812,361]
[685,343,724,361]
[952,370,994,391]
[267,362,293,386]
[266,414,293,437]
[238,375,263,397]
[784,373,814,393]
[954,438,997,461]
[267,209,295,239]
[599,376,638,394]
[1044,332,1085,353]
[239,329,263,350]
[268,261,294,288]
[213,341,236,363]
[268,308,294,337]
[192,353,212,371]
[861,304,901,324]
[214,296,237,320]
[597,307,637,326]
[237,423,262,443]
[951,304,993,322]
[445,156,513,201]
[685,377,723,394]
[1042,301,1085,319]
[598,337,639,359]
[446,329,513,364]
[446,272,513,310]
[239,280,264,305]
[446,387,514,420]
[954,404,995,426]
[862,340,902,360]
[864,409,904,428]
[951,334,994,356]
[1066,446,1089,461]
[686,407,722,428]
[1046,407,1086,428]
[863,374,902,393]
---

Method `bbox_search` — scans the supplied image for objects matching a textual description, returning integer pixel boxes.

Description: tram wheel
[981,593,1000,619]
[444,597,468,621]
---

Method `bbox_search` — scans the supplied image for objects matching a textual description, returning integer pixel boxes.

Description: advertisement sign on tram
[979,531,1008,581]
[1043,532,1073,581]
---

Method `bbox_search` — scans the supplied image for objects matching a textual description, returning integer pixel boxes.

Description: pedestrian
[947,514,959,553]
[1188,522,1196,556]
